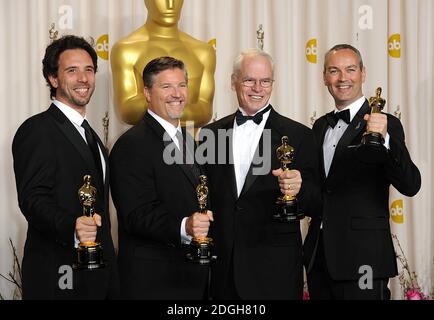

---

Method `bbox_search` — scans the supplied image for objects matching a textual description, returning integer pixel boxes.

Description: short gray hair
[324,44,364,73]
[232,48,274,78]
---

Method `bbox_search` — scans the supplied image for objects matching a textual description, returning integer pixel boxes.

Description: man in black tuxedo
[201,49,320,299]
[12,35,118,299]
[110,56,213,299]
[303,44,421,299]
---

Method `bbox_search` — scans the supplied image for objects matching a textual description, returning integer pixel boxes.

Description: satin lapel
[328,100,370,175]
[94,130,110,203]
[239,107,278,198]
[144,113,198,189]
[336,101,370,150]
[315,117,330,182]
[182,127,200,186]
[47,104,95,172]
[239,126,267,198]
[220,113,238,200]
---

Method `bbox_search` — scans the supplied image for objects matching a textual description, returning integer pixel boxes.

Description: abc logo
[390,199,404,224]
[305,38,317,64]
[388,34,401,58]
[96,34,109,61]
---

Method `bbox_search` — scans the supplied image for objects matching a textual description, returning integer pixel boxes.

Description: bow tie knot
[326,109,351,128]
[235,105,271,126]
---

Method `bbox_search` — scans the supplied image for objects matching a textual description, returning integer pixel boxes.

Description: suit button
[326,189,332,194]
[235,205,244,211]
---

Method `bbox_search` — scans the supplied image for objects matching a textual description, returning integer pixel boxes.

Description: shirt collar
[147,109,181,139]
[53,100,86,127]
[335,96,366,122]
[238,102,271,116]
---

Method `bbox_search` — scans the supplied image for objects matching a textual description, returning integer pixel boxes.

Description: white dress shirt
[148,109,182,149]
[323,96,390,177]
[233,104,271,196]
[53,100,106,180]
[147,110,191,244]
[53,100,107,247]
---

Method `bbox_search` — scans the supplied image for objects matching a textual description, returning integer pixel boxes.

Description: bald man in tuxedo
[303,44,421,300]
[202,49,320,299]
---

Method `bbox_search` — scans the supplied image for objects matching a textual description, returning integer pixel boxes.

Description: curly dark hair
[42,35,98,99]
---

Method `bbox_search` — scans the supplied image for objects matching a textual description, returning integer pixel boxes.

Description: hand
[272,168,302,196]
[364,113,387,138]
[186,210,214,238]
[75,213,101,244]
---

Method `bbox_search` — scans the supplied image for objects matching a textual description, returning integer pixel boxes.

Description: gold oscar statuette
[186,175,215,265]
[110,0,216,129]
[355,87,388,163]
[274,136,304,222]
[73,175,105,270]
[257,24,264,50]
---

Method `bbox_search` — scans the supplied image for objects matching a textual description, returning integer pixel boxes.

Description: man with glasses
[200,49,320,299]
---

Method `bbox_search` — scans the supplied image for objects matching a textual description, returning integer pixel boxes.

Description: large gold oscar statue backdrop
[111,0,216,128]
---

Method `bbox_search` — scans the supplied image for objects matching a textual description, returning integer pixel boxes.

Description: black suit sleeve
[109,135,183,246]
[385,115,421,196]
[12,119,76,246]
[294,129,322,218]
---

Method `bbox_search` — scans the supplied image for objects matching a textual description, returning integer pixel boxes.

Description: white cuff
[383,133,390,150]
[181,217,192,244]
[74,232,80,248]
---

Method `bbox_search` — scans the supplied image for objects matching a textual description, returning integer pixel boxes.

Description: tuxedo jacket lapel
[336,101,370,150]
[181,127,201,186]
[93,130,110,204]
[239,117,271,198]
[47,104,97,175]
[222,114,239,200]
[327,100,370,177]
[209,113,238,200]
[239,143,262,198]
[144,112,198,189]
[315,117,330,182]
[239,107,280,198]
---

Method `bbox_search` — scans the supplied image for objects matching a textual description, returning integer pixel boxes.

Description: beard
[57,86,95,108]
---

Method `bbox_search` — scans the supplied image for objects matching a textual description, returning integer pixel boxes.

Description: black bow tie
[326,109,351,128]
[235,105,271,126]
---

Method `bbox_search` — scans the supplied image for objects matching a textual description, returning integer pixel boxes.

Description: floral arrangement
[392,234,430,300]
[303,281,310,300]
[0,238,22,300]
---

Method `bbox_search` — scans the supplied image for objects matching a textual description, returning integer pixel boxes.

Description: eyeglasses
[241,78,274,88]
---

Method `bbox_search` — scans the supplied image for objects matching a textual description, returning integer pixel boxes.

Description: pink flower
[303,291,310,300]
[406,289,423,300]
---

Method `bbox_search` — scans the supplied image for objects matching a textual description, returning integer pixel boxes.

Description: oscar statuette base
[73,242,105,270]
[186,237,216,265]
[274,196,304,222]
